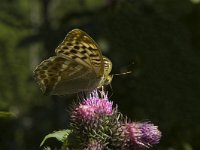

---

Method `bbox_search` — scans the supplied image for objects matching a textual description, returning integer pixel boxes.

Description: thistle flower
[71,90,113,123]
[70,90,123,149]
[139,122,161,146]
[67,90,161,150]
[122,122,161,149]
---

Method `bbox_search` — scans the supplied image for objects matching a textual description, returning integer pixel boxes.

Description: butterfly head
[104,75,113,85]
[97,74,113,89]
[99,74,113,87]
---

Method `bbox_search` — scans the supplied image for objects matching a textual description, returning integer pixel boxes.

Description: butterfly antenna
[113,61,134,76]
[113,71,132,76]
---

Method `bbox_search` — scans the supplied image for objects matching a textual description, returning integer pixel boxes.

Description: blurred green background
[0,0,200,149]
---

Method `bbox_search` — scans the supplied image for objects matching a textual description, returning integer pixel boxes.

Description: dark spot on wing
[74,46,80,50]
[89,53,99,57]
[88,47,93,50]
[58,50,64,53]
[82,45,86,49]
[71,56,77,59]
[62,46,68,49]
[81,56,87,60]
[51,67,58,70]
[64,52,70,55]
[70,49,77,54]
[80,50,87,54]
[92,58,101,61]
[67,42,73,46]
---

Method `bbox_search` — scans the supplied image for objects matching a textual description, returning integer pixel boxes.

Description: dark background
[0,0,200,149]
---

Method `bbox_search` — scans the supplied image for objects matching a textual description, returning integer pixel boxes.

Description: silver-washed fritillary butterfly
[33,29,113,95]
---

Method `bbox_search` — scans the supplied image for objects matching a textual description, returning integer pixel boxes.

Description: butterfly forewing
[55,29,104,77]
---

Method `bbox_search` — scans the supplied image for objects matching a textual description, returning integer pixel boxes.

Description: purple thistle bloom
[69,90,161,150]
[122,122,161,149]
[139,122,161,146]
[123,122,144,148]
[71,90,113,122]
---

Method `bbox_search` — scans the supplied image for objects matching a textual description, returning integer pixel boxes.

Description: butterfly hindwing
[34,56,63,94]
[34,56,97,95]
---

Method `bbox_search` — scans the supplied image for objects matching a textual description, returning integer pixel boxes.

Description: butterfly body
[33,29,112,95]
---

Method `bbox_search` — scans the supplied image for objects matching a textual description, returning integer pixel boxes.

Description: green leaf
[0,111,16,119]
[43,146,51,150]
[40,129,72,147]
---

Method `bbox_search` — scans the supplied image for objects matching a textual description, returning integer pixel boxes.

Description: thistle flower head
[83,90,113,116]
[139,122,161,146]
[71,90,113,123]
[122,122,161,149]
[123,122,144,148]
[69,90,161,150]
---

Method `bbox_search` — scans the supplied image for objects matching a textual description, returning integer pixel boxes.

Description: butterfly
[33,29,113,95]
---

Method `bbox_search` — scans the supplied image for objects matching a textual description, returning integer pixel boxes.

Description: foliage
[40,129,72,147]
